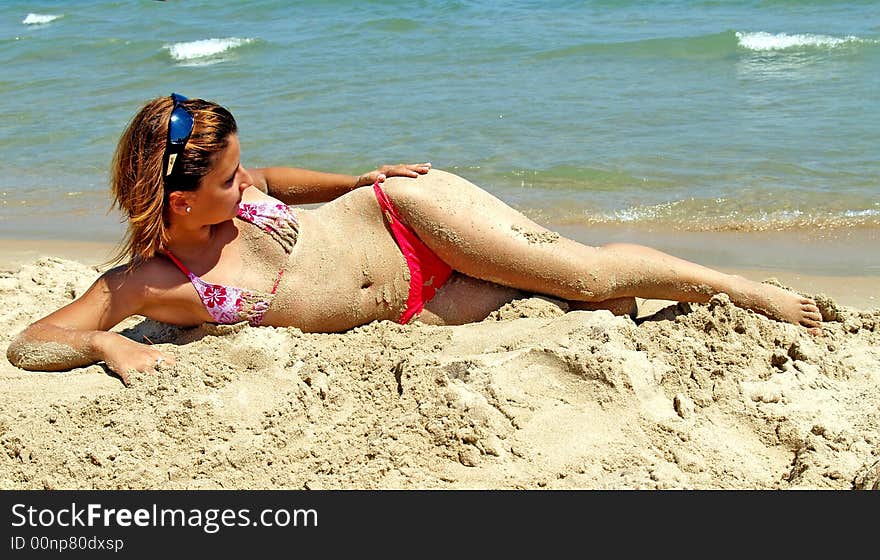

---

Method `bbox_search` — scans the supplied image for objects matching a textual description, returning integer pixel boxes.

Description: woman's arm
[6,266,175,386]
[248,162,431,204]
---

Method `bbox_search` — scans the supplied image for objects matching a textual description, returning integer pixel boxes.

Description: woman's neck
[164,220,231,259]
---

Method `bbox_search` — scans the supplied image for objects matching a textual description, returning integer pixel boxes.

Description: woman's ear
[166,191,193,216]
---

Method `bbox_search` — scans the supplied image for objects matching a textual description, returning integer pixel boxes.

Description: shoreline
[1,194,877,277]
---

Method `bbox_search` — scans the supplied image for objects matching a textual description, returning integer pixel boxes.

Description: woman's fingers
[364,163,430,187]
[99,336,178,386]
[145,350,176,376]
[110,349,176,386]
[405,162,431,175]
[377,163,432,179]
[153,352,176,369]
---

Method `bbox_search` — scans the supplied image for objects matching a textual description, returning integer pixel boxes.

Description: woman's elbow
[5,325,79,372]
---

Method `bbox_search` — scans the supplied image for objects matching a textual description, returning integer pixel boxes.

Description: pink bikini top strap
[162,249,193,277]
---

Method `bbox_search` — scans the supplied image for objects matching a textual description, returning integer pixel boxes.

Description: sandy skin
[5,159,822,384]
[151,179,636,331]
[23,169,823,334]
[303,169,822,331]
[161,168,821,333]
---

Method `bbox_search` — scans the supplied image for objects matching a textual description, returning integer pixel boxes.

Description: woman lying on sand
[6,94,823,384]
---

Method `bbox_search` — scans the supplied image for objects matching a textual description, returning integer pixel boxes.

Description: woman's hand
[358,162,431,186]
[95,332,177,387]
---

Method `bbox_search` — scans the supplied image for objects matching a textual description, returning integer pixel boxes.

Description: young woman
[6,94,823,385]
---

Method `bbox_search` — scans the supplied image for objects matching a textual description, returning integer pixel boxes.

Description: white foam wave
[604,203,880,229]
[843,209,880,218]
[736,31,871,51]
[22,13,62,25]
[612,201,679,222]
[164,38,254,62]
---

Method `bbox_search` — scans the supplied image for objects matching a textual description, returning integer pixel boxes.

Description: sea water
[0,1,877,272]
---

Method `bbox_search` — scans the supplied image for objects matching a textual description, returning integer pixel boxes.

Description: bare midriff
[147,178,539,330]
[248,187,412,331]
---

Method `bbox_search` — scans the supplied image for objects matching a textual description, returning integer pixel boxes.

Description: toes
[800,301,820,313]
[802,305,822,318]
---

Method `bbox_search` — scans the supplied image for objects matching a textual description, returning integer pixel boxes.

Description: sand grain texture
[2,257,879,490]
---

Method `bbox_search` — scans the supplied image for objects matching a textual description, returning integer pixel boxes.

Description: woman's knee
[564,244,628,301]
[569,278,617,302]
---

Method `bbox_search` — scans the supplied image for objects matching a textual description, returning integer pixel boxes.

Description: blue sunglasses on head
[163,92,194,181]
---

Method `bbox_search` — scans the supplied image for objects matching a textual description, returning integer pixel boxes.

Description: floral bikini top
[163,197,299,326]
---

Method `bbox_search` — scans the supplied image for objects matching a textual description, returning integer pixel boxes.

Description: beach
[1,240,878,490]
[2,1,878,490]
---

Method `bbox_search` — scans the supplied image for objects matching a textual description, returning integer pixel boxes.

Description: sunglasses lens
[164,93,194,181]
[168,106,194,145]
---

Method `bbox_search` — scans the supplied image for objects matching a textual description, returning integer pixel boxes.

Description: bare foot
[728,276,823,333]
[571,297,638,319]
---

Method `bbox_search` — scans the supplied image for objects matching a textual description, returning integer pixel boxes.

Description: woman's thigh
[381,169,607,301]
[416,273,525,326]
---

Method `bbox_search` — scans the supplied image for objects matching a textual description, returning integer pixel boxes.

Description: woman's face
[189,134,253,223]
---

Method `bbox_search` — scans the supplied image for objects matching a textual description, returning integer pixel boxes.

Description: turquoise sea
[1,1,877,272]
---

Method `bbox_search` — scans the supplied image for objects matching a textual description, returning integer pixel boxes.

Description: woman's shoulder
[93,257,203,325]
[241,184,282,205]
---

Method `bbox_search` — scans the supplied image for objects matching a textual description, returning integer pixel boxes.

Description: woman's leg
[569,297,638,318]
[381,170,822,330]
[417,273,637,326]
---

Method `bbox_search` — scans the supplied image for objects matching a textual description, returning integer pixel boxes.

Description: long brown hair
[109,95,237,267]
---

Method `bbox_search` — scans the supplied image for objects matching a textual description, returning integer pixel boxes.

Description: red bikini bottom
[373,181,454,324]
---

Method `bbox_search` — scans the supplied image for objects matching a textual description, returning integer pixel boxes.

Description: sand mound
[1,257,878,489]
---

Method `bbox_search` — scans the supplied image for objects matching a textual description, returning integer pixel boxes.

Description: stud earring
[186,207,191,213]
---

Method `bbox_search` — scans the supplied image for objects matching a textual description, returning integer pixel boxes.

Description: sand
[1,250,878,490]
